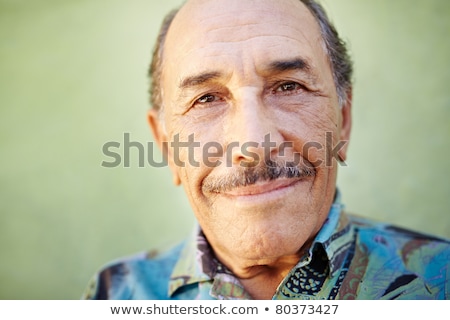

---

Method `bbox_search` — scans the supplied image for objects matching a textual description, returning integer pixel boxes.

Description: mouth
[225,178,299,195]
[201,159,316,205]
[220,177,307,204]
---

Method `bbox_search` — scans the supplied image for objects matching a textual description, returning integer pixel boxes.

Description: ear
[147,109,181,186]
[338,88,352,162]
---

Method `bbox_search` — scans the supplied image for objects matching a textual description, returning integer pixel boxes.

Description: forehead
[162,0,329,89]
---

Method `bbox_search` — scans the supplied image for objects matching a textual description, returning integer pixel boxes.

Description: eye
[192,93,225,109]
[199,94,219,103]
[274,81,303,93]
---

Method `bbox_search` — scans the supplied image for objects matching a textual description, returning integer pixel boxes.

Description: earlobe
[147,109,181,186]
[147,109,165,149]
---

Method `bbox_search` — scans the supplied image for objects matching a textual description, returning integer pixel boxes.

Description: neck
[214,246,310,299]
[237,261,298,299]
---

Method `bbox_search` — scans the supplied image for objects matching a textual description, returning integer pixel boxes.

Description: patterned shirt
[83,193,450,300]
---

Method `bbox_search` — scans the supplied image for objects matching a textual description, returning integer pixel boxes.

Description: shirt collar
[308,189,353,277]
[168,226,212,296]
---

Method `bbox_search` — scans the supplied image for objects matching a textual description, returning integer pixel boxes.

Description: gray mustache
[202,159,316,194]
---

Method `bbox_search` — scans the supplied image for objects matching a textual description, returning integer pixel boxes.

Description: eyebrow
[267,57,311,73]
[177,57,314,90]
[178,71,223,90]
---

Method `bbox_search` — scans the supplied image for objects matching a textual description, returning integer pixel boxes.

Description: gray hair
[148,0,353,111]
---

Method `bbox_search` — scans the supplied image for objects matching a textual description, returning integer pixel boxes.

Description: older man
[84,0,449,299]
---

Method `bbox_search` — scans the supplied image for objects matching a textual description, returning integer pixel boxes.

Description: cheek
[276,104,340,161]
[166,122,220,198]
[168,108,230,164]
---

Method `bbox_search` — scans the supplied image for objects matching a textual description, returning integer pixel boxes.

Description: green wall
[0,0,449,299]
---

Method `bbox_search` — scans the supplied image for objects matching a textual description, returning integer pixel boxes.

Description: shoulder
[348,213,450,246]
[347,213,450,258]
[82,242,185,300]
[345,213,450,299]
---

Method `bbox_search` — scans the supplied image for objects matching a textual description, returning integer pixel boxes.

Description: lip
[225,178,300,196]
[220,178,305,204]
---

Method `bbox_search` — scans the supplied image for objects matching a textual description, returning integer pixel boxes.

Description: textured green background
[1,0,449,299]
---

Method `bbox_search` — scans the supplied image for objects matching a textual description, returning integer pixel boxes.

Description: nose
[225,89,284,167]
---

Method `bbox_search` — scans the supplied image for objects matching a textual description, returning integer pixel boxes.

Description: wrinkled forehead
[161,0,329,91]
[173,0,315,31]
[166,0,322,53]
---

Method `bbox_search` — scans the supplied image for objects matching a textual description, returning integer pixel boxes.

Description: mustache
[202,159,316,194]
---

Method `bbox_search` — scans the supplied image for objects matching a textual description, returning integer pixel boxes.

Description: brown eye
[276,82,301,92]
[197,94,217,104]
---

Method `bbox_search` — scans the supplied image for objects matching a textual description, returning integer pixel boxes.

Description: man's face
[149,0,351,266]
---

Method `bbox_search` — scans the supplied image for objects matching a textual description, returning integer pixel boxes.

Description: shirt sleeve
[80,273,100,300]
